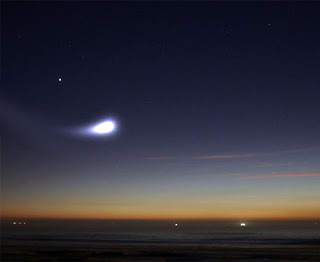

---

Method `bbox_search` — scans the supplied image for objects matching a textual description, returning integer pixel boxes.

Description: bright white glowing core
[92,121,115,134]
[240,223,246,227]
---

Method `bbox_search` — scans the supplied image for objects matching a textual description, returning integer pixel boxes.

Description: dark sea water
[2,220,320,248]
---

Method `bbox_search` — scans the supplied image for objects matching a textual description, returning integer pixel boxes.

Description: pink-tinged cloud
[246,172,320,179]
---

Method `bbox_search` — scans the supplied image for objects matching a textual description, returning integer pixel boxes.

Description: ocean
[1,220,320,261]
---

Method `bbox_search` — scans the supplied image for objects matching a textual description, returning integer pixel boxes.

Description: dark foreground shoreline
[2,242,320,261]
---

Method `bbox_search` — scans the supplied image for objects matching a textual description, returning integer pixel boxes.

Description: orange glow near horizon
[3,170,319,221]
[3,202,320,220]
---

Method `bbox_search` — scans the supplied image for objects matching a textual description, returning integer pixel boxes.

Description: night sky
[1,2,320,220]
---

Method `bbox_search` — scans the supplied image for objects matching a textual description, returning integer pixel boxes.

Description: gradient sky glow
[1,2,320,220]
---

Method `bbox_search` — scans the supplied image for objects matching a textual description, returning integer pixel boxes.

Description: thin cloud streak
[194,147,319,160]
[256,162,293,167]
[245,173,320,179]
[146,156,177,160]
[256,163,280,167]
[196,153,262,159]
[147,147,319,161]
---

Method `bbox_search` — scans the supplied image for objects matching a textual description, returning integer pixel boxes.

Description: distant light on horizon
[12,221,26,225]
[240,222,246,227]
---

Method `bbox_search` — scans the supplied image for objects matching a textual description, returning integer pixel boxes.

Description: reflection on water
[2,220,320,248]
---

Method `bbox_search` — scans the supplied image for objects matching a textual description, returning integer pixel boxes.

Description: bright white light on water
[240,223,246,227]
[91,120,116,134]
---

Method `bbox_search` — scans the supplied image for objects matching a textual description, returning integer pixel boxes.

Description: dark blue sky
[1,2,320,219]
